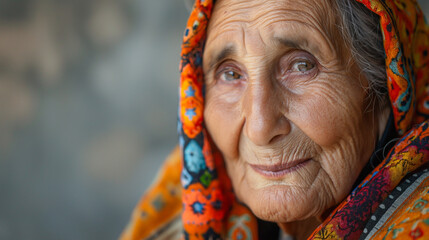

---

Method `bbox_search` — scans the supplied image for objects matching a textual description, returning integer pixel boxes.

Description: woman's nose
[243,82,291,146]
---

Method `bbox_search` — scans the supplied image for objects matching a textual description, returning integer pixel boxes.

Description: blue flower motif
[185,108,197,121]
[185,86,195,97]
[184,140,206,173]
[191,201,205,215]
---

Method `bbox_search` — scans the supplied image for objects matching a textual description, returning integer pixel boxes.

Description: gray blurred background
[0,1,428,239]
[0,0,188,239]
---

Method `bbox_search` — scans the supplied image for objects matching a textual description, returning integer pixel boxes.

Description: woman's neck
[277,217,321,240]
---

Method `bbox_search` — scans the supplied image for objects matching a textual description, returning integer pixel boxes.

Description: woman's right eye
[221,70,243,82]
[215,62,244,83]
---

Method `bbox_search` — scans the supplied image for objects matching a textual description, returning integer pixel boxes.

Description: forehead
[208,0,334,29]
[204,0,341,66]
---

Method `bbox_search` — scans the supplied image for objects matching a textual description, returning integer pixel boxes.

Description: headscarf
[120,0,429,239]
[178,0,429,239]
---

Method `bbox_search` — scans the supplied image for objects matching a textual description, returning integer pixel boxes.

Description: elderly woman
[121,0,429,239]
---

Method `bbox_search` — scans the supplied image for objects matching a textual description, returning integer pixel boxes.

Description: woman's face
[203,0,384,223]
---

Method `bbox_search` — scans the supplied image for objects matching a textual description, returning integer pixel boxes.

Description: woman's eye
[221,70,242,81]
[291,60,315,73]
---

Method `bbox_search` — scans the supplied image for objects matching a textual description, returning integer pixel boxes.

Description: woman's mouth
[249,158,312,178]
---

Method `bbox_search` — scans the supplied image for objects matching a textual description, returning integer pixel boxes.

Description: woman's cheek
[289,84,356,147]
[204,88,243,159]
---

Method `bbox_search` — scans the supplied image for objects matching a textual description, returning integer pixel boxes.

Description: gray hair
[336,0,388,112]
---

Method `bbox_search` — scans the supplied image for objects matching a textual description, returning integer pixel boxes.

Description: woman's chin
[232,161,332,223]
[241,184,326,223]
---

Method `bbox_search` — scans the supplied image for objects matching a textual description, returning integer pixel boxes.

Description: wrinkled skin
[203,0,389,238]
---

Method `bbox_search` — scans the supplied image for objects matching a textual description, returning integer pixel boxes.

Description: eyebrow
[274,37,308,50]
[206,45,237,72]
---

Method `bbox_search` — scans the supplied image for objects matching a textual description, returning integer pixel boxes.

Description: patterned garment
[359,166,429,240]
[120,0,429,239]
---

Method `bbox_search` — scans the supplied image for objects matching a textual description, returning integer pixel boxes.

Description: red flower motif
[410,226,423,239]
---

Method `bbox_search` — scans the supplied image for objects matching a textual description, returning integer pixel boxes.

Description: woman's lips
[249,158,311,178]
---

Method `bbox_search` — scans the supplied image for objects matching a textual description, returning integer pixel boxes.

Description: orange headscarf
[121,1,429,239]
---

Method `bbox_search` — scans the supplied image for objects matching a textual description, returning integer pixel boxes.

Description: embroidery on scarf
[362,167,429,239]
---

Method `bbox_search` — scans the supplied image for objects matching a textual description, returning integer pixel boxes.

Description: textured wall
[0,1,428,239]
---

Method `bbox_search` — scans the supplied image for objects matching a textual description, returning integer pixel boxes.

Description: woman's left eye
[291,60,315,73]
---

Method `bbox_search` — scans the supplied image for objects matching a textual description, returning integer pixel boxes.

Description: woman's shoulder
[120,147,183,240]
[361,165,429,240]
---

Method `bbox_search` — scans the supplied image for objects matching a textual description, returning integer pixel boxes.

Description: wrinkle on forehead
[207,0,337,32]
[204,0,345,67]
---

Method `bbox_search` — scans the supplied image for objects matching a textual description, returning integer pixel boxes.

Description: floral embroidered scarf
[121,0,429,239]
